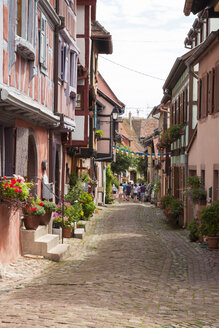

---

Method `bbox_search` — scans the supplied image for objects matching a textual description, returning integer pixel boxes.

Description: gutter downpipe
[184,151,188,227]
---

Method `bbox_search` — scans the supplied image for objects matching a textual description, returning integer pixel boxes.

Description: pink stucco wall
[0,204,21,266]
[189,39,219,200]
[188,114,219,197]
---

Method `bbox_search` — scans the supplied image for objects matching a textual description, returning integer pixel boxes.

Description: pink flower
[17,178,22,183]
[19,190,22,194]
[35,183,39,186]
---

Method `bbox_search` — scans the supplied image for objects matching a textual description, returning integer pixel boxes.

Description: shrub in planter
[23,205,46,230]
[80,191,96,219]
[200,200,219,237]
[187,218,201,242]
[166,199,184,222]
[105,194,115,204]
[36,200,57,213]
[160,195,174,210]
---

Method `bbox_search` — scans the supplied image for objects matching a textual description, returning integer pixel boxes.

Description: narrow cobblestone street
[0,203,219,328]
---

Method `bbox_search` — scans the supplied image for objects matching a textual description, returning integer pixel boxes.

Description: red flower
[81,201,85,203]
[39,203,44,206]
[4,183,9,188]
[3,176,7,179]
[11,179,16,185]
[32,207,37,211]
[15,188,19,192]
[28,209,32,212]
[19,190,22,194]
[17,178,22,183]
[18,186,22,189]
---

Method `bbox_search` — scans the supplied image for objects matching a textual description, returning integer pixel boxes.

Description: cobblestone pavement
[0,203,219,328]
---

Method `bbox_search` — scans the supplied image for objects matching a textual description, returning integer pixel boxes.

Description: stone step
[45,244,70,262]
[35,234,59,255]
[74,228,85,239]
[21,225,48,244]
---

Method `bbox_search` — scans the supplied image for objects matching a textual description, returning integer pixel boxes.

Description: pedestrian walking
[122,181,127,201]
[126,182,131,201]
[118,183,124,203]
[140,184,146,203]
[133,184,138,202]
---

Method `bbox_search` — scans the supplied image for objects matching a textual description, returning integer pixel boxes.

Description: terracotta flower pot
[39,212,51,225]
[63,227,73,238]
[23,215,40,230]
[207,236,219,249]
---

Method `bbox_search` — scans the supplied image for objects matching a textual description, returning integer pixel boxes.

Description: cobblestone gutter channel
[0,204,218,328]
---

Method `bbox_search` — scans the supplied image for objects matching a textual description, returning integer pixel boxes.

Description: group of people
[116,182,147,203]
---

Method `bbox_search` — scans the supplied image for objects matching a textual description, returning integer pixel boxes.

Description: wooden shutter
[201,74,208,118]
[183,88,187,123]
[208,70,214,115]
[214,62,219,112]
[15,127,29,177]
[5,127,15,176]
[180,93,184,123]
[40,14,47,67]
[197,79,201,120]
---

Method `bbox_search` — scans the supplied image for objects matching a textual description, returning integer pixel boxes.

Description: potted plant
[200,200,219,249]
[62,217,75,238]
[187,218,201,242]
[95,129,104,139]
[23,205,46,230]
[165,198,184,224]
[36,200,57,225]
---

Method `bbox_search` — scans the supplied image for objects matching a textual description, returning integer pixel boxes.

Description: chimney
[129,112,132,128]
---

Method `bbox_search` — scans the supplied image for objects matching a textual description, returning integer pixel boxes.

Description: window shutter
[180,93,183,124]
[201,74,208,118]
[197,79,202,120]
[208,70,214,115]
[214,62,219,112]
[15,127,29,177]
[40,14,47,67]
[183,88,187,123]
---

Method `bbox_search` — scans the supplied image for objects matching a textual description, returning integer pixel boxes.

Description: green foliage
[95,129,104,138]
[36,199,57,213]
[184,176,207,203]
[134,156,147,177]
[187,218,201,242]
[157,124,184,150]
[24,204,46,216]
[80,191,96,219]
[105,194,115,204]
[200,200,219,236]
[111,144,133,175]
[69,173,79,188]
[167,199,184,220]
[106,164,119,199]
[153,180,161,196]
[160,195,174,209]
[65,179,84,204]
[0,176,35,201]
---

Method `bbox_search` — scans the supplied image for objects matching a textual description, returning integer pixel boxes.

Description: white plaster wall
[77,38,85,67]
[76,6,85,35]
[209,18,219,33]
[71,116,85,141]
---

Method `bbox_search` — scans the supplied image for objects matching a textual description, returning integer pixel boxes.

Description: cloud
[96,0,195,115]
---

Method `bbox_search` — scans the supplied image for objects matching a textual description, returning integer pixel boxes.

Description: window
[201,170,205,188]
[16,0,34,43]
[60,43,67,81]
[0,126,15,177]
[70,51,78,89]
[39,14,47,69]
[76,94,82,110]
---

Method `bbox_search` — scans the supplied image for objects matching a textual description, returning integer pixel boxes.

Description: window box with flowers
[0,175,35,209]
[184,176,207,205]
[23,205,46,230]
[157,124,184,150]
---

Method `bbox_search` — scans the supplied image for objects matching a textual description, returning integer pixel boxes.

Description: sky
[96,0,195,117]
